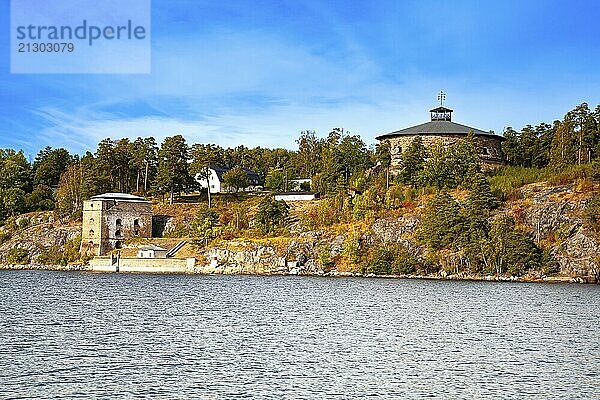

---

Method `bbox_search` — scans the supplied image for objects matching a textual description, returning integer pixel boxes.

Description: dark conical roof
[376,118,504,141]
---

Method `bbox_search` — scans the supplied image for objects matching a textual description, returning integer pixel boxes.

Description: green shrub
[254,197,290,234]
[0,231,9,245]
[316,243,334,271]
[36,235,81,266]
[365,246,394,275]
[190,205,221,244]
[363,244,424,275]
[17,217,29,229]
[541,250,560,276]
[342,236,361,264]
[585,196,600,232]
[391,247,421,275]
[490,164,597,200]
[5,248,30,264]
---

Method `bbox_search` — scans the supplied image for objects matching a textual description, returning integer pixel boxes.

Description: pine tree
[550,119,577,168]
[397,136,426,186]
[419,191,465,250]
[501,127,523,166]
[154,135,191,204]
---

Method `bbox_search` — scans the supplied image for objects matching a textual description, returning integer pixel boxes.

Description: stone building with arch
[376,105,505,170]
[81,193,152,256]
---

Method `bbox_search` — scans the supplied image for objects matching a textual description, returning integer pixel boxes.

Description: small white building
[274,192,320,201]
[288,178,311,191]
[137,245,168,259]
[194,165,261,193]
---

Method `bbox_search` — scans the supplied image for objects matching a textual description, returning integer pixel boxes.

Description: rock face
[554,230,599,278]
[1,182,598,281]
[198,183,599,280]
[370,215,420,251]
[195,214,423,276]
[196,238,325,275]
[505,183,599,279]
[0,216,80,262]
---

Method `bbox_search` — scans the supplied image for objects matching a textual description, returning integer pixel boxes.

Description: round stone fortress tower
[376,102,505,170]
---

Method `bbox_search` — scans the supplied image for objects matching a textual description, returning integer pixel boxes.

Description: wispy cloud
[2,0,600,156]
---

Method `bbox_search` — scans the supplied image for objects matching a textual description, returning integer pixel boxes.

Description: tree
[445,133,481,188]
[534,123,553,168]
[461,174,499,272]
[25,185,54,211]
[112,138,136,192]
[520,125,539,168]
[295,131,323,178]
[190,205,221,245]
[550,119,577,168]
[569,103,598,165]
[502,127,523,166]
[222,166,250,193]
[489,216,540,275]
[154,135,191,204]
[189,144,224,176]
[1,188,26,217]
[33,147,72,187]
[466,173,499,211]
[254,197,289,233]
[419,191,465,250]
[0,149,31,192]
[265,168,286,191]
[396,136,425,186]
[94,138,117,192]
[374,140,391,189]
[418,134,480,189]
[128,137,158,194]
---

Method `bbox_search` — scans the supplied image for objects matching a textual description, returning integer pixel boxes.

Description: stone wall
[383,133,504,169]
[89,257,195,273]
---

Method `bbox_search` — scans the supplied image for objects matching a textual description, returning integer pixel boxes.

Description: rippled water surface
[0,271,599,399]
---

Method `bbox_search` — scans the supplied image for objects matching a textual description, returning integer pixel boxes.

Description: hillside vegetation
[0,102,599,281]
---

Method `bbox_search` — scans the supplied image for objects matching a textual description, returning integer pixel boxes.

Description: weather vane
[437,91,446,106]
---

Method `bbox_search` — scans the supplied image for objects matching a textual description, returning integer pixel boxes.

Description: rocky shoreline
[1,182,598,284]
[0,263,594,283]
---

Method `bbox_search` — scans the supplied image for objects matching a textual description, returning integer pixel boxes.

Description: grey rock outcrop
[0,219,80,262]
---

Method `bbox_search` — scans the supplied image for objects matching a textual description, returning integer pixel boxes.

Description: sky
[1,0,600,159]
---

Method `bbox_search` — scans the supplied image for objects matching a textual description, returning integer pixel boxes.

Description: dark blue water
[0,271,598,399]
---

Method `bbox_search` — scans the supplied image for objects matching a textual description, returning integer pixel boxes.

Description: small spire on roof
[437,90,446,106]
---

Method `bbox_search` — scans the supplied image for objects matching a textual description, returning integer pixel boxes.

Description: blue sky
[2,0,600,158]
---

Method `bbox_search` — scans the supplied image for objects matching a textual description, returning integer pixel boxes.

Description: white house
[194,165,262,193]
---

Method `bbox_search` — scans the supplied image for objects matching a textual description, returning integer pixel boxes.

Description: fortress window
[133,219,140,236]
[115,229,122,238]
[89,218,94,224]
[115,241,122,249]
[89,229,94,237]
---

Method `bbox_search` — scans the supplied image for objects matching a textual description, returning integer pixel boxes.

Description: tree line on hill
[0,128,373,223]
[0,102,599,227]
[502,103,600,168]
